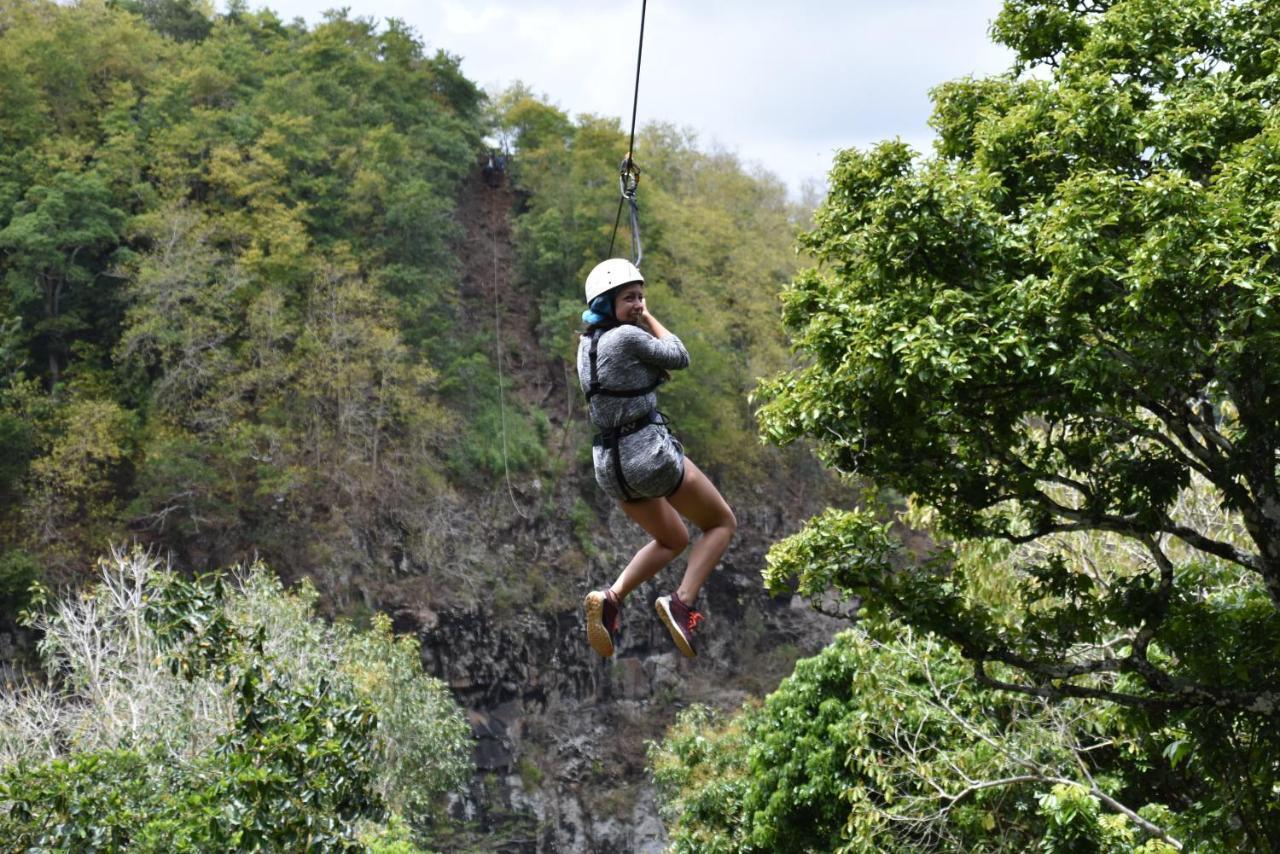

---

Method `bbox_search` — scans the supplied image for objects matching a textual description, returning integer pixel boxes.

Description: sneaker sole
[584,591,615,658]
[655,597,696,658]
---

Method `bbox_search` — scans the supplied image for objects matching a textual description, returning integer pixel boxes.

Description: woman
[577,258,736,659]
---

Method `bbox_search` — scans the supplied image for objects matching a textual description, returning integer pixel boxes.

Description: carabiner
[619,153,641,199]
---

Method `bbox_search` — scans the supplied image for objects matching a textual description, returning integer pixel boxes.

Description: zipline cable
[607,0,647,264]
[624,0,646,165]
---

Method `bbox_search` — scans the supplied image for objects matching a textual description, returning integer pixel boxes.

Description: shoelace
[685,609,704,633]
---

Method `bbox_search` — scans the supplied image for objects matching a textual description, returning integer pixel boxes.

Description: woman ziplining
[577,0,734,660]
[578,260,736,659]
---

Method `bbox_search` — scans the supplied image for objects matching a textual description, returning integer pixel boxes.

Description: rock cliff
[367,169,847,852]
[379,490,845,852]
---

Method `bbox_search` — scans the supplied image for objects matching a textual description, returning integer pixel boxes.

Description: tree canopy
[715,0,1280,846]
[652,625,1182,852]
[0,0,482,588]
[761,0,1280,720]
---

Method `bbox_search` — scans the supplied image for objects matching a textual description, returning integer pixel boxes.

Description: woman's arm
[641,309,670,339]
[620,313,689,369]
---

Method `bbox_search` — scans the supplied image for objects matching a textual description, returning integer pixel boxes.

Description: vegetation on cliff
[658,0,1280,849]
[0,0,812,613]
[0,0,820,845]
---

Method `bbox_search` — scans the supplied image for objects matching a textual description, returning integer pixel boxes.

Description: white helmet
[584,258,643,304]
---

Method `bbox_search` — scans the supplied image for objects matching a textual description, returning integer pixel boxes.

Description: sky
[251,0,1015,198]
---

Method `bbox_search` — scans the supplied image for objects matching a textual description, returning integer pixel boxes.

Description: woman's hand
[641,308,671,339]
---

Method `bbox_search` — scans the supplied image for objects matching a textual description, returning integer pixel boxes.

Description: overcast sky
[250,0,1015,197]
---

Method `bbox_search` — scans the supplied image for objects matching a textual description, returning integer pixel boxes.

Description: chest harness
[586,327,667,501]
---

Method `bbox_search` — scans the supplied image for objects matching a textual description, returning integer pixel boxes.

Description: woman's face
[614,283,645,324]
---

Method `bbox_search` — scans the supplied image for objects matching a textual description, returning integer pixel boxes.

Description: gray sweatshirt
[577,324,690,500]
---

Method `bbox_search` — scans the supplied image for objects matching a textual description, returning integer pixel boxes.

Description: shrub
[0,548,473,846]
[0,549,39,618]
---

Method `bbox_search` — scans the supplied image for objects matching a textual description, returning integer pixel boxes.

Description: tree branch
[972,658,1182,710]
[1157,521,1261,572]
[918,656,1184,849]
[1015,482,1264,575]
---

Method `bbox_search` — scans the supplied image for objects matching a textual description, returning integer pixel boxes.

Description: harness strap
[611,433,635,501]
[594,411,666,502]
[593,410,665,447]
[587,327,666,502]
[586,328,661,400]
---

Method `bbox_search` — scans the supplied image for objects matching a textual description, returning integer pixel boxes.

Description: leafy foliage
[652,627,1180,853]
[0,681,383,851]
[0,0,480,586]
[0,548,471,848]
[0,548,38,617]
[751,0,1280,846]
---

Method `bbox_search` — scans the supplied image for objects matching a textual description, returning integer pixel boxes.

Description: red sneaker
[584,589,621,658]
[655,592,703,658]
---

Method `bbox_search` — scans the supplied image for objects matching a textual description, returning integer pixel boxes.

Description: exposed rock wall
[379,483,845,852]
[389,168,851,851]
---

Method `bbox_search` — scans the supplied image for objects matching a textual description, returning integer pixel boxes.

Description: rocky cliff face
[368,171,847,852]
[380,491,845,853]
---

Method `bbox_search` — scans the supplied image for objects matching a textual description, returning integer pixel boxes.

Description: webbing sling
[606,0,647,266]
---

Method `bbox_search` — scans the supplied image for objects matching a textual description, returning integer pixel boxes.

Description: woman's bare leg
[611,497,690,600]
[666,458,736,604]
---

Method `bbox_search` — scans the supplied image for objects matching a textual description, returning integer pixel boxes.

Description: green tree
[488,81,574,156]
[23,397,136,575]
[0,312,34,515]
[0,172,126,385]
[110,0,214,43]
[652,627,1180,853]
[755,0,1280,846]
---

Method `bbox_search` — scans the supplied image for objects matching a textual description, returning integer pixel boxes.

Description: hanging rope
[607,0,647,265]
[490,196,529,519]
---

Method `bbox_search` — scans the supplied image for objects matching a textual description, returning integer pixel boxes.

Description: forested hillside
[0,0,807,610]
[0,0,830,849]
[0,0,485,596]
[24,0,1280,851]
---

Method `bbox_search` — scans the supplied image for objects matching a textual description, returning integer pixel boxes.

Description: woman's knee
[722,506,738,537]
[702,506,735,541]
[659,525,691,554]
[688,506,734,540]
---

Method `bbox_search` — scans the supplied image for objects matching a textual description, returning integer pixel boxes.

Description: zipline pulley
[619,153,641,199]
[617,153,643,269]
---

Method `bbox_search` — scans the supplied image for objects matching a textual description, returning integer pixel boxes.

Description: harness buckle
[593,409,660,448]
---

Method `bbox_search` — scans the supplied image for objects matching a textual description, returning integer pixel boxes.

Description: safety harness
[586,327,665,501]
